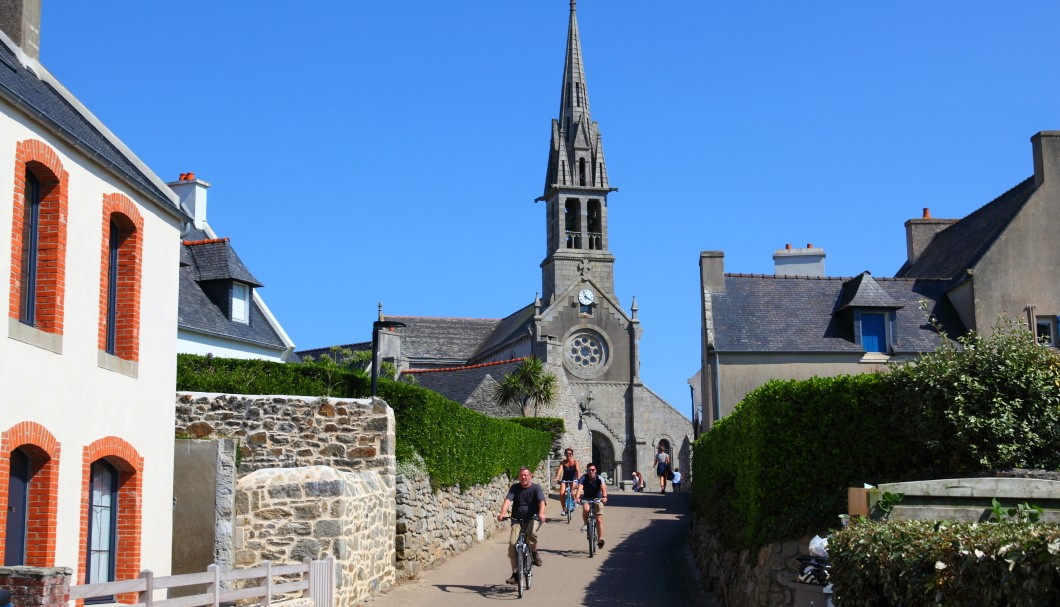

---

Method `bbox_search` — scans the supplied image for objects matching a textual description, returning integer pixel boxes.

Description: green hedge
[830,519,1060,606]
[509,417,565,446]
[693,374,906,549]
[176,354,551,489]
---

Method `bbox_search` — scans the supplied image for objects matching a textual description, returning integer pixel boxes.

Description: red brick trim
[181,237,229,246]
[0,422,61,566]
[8,139,69,333]
[97,194,144,362]
[77,437,144,604]
[401,357,528,374]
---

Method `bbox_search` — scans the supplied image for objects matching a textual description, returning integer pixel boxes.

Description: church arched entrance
[590,431,616,484]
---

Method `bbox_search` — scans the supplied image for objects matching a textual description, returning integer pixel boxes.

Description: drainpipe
[711,352,721,427]
[1026,305,1036,342]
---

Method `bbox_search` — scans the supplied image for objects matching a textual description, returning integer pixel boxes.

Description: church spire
[544,0,609,195]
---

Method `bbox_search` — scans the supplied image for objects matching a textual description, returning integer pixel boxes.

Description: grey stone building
[304,1,692,483]
[696,131,1060,433]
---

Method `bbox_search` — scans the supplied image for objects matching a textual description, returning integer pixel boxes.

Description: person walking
[497,467,547,584]
[671,467,683,492]
[655,445,671,493]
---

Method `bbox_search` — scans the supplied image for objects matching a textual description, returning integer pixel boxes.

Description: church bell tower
[539,0,616,305]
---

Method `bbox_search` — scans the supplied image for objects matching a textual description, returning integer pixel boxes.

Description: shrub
[882,316,1060,473]
[509,417,565,446]
[830,519,1060,606]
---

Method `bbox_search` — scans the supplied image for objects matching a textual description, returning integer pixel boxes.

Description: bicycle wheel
[588,520,596,558]
[515,546,524,598]
[523,546,533,590]
[566,495,573,524]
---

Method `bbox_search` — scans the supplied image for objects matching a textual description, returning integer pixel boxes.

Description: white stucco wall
[178,329,287,362]
[0,103,181,577]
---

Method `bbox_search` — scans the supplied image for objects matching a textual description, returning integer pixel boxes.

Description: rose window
[566,331,608,376]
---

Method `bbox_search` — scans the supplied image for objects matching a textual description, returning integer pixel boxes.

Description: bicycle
[503,515,537,597]
[580,498,604,558]
[560,480,578,524]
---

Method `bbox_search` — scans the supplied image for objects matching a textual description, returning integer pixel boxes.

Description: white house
[0,0,184,591]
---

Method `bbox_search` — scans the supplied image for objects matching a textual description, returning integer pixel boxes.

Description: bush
[830,519,1060,606]
[509,417,565,446]
[176,354,551,489]
[693,374,900,549]
[882,316,1060,473]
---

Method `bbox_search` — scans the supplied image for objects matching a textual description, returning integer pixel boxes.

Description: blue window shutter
[862,313,886,353]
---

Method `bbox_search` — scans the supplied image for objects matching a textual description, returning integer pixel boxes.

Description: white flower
[974,549,985,559]
[935,561,947,570]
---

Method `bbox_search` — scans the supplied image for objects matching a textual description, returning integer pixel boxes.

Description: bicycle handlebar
[501,515,541,522]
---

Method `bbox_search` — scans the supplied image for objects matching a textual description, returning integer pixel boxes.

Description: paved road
[361,490,719,607]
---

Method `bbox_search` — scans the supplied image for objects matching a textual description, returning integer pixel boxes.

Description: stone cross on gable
[578,260,593,277]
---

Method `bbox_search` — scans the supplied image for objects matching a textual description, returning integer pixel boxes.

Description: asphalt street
[360,489,720,607]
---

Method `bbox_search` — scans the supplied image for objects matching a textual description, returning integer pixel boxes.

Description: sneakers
[597,538,605,549]
[506,573,519,585]
[580,524,587,532]
[532,552,543,567]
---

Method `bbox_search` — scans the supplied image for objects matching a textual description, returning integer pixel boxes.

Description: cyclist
[497,466,547,584]
[576,462,608,549]
[553,447,580,516]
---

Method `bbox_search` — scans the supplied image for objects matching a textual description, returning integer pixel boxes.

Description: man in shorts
[497,466,547,584]
[577,462,608,549]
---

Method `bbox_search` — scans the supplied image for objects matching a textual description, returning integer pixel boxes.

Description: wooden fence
[69,559,335,607]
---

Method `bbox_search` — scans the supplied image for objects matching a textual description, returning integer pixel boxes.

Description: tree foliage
[494,356,558,416]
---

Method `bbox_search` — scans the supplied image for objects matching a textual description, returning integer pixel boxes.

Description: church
[301,1,692,483]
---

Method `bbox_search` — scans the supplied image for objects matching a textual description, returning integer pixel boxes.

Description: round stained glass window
[565,330,608,377]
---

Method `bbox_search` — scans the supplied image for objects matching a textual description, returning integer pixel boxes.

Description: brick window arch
[78,437,143,604]
[97,194,143,362]
[8,139,68,333]
[0,421,61,567]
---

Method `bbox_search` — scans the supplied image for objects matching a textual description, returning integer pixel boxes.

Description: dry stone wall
[175,393,392,475]
[394,462,549,580]
[235,466,395,606]
[691,520,809,607]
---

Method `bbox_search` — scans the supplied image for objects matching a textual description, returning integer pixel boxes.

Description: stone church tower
[528,0,690,480]
[308,0,692,483]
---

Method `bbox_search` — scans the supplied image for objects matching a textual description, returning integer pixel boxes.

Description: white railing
[69,558,335,607]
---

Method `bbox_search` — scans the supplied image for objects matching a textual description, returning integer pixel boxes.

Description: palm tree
[495,356,558,416]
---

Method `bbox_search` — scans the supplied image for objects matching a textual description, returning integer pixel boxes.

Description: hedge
[693,374,907,549]
[176,354,551,489]
[829,519,1060,606]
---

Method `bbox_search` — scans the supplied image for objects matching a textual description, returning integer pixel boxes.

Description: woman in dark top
[553,448,580,515]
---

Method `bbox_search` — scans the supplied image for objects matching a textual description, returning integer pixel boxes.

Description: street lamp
[371,319,406,397]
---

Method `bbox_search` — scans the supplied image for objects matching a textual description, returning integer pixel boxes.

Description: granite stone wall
[691,519,809,607]
[394,462,550,581]
[235,466,395,607]
[175,393,393,475]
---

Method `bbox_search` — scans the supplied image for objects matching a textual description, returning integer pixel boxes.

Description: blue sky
[39,1,1060,417]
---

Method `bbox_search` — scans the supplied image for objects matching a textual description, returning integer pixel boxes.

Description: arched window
[18,172,40,325]
[105,219,121,354]
[86,460,118,600]
[587,200,602,250]
[98,196,143,363]
[564,199,581,249]
[4,448,30,565]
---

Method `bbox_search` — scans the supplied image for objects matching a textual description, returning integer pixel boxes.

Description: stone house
[0,0,186,589]
[695,131,1060,432]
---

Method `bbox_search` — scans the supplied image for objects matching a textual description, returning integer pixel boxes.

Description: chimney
[168,173,211,230]
[904,207,957,266]
[1032,131,1060,188]
[700,251,725,293]
[0,0,41,61]
[773,243,825,277]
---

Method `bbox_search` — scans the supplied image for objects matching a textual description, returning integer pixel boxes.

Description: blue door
[862,313,887,353]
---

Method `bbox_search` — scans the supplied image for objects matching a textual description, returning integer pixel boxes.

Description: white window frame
[232,282,250,324]
[1035,316,1056,347]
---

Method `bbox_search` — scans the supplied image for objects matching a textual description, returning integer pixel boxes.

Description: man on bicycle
[497,466,547,584]
[576,462,608,549]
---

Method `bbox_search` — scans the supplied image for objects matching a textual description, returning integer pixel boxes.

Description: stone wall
[235,466,395,607]
[175,393,392,475]
[394,462,549,581]
[691,519,809,607]
[0,567,71,607]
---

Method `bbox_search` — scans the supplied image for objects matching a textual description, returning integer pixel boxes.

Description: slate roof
[896,177,1037,279]
[177,227,285,351]
[470,303,535,362]
[836,272,903,311]
[0,40,174,208]
[404,358,526,405]
[386,316,504,364]
[709,274,964,353]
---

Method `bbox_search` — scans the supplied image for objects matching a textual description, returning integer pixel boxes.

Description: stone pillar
[0,567,72,607]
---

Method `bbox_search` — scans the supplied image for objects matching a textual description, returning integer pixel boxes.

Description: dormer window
[232,282,250,324]
[859,312,889,353]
